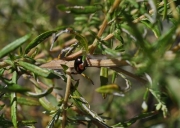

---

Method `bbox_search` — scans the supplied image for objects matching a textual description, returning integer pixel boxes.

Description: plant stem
[62,68,71,128]
[40,58,128,69]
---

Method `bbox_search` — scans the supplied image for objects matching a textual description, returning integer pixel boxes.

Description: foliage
[0,0,180,127]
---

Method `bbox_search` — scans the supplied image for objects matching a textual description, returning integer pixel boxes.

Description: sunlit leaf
[96,84,120,94]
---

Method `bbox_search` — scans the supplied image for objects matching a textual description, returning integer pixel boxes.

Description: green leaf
[18,61,60,78]
[100,67,108,85]
[34,86,57,111]
[11,93,17,128]
[111,71,117,83]
[141,20,161,38]
[25,30,57,53]
[143,88,149,101]
[99,43,121,57]
[61,64,69,71]
[149,89,168,118]
[47,109,61,128]
[153,25,176,55]
[11,71,18,128]
[114,29,124,43]
[120,23,137,41]
[96,84,120,94]
[73,31,88,53]
[162,0,168,20]
[0,84,30,93]
[72,89,104,122]
[17,97,40,106]
[81,73,94,85]
[0,34,31,59]
[57,5,102,14]
[27,87,54,98]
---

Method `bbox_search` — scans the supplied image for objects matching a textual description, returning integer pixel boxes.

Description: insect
[74,56,87,73]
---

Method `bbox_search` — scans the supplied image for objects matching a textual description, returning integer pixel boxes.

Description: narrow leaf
[27,87,54,98]
[162,0,167,20]
[72,89,104,122]
[67,28,88,54]
[153,25,176,55]
[17,97,40,106]
[141,20,161,38]
[0,34,31,58]
[96,84,120,94]
[35,86,57,111]
[18,61,60,78]
[25,30,57,53]
[100,67,108,85]
[0,84,30,93]
[11,71,18,128]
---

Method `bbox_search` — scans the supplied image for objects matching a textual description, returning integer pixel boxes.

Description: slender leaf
[72,31,88,53]
[25,30,57,53]
[100,67,108,85]
[0,84,30,93]
[149,89,168,118]
[11,71,18,128]
[27,87,54,98]
[35,86,57,111]
[162,0,168,20]
[72,89,104,123]
[141,20,161,38]
[0,34,31,58]
[17,97,40,106]
[96,84,121,94]
[18,61,60,78]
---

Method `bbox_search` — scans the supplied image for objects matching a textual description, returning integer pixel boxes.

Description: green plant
[0,0,180,127]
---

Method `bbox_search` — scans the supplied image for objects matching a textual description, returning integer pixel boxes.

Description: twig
[62,68,71,128]
[40,58,128,69]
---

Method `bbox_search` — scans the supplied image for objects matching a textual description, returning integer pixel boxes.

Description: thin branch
[40,58,128,69]
[89,0,121,54]
[62,68,71,128]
